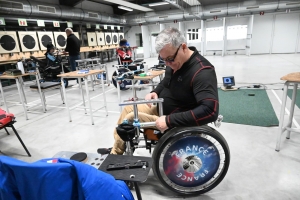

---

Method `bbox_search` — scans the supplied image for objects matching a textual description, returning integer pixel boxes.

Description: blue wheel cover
[119,80,132,90]
[163,135,220,187]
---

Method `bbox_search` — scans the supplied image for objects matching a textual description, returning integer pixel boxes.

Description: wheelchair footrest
[107,160,148,171]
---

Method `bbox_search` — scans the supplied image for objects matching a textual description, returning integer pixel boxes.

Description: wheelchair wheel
[152,126,230,195]
[112,68,136,90]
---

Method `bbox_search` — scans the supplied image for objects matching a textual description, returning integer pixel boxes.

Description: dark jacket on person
[152,47,219,128]
[65,34,80,56]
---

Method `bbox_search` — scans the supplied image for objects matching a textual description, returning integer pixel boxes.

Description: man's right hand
[145,92,158,108]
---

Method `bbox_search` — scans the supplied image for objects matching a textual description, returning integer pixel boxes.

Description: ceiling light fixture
[149,2,169,7]
[118,6,133,11]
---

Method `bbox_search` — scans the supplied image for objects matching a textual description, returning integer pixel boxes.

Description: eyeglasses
[158,44,182,63]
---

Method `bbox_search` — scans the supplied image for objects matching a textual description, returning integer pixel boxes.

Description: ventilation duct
[0,0,31,17]
[0,0,120,24]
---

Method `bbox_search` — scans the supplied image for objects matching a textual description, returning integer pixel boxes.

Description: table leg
[117,78,122,113]
[286,83,298,139]
[133,182,142,200]
[84,76,94,125]
[276,82,289,151]
[0,80,8,112]
[16,77,28,120]
[78,78,87,114]
[104,65,110,86]
[61,78,72,122]
[35,74,46,112]
[100,73,108,116]
[91,74,95,91]
[19,77,27,104]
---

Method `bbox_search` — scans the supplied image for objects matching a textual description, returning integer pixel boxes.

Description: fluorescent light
[210,10,221,13]
[149,2,169,7]
[118,6,133,11]
[102,0,153,12]
[158,16,168,18]
[182,0,201,6]
[286,2,300,5]
[246,6,259,9]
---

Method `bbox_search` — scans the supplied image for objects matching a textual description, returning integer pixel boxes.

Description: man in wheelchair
[99,27,219,155]
[117,39,144,70]
[45,44,61,67]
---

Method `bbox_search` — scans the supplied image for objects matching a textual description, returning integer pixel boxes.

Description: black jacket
[153,47,219,128]
[65,34,80,56]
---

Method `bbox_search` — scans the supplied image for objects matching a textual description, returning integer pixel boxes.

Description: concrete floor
[1,54,300,199]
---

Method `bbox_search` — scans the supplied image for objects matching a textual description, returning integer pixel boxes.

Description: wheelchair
[30,56,70,88]
[116,98,230,195]
[112,58,145,90]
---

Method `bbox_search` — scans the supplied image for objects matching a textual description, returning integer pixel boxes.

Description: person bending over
[117,39,132,65]
[99,27,219,155]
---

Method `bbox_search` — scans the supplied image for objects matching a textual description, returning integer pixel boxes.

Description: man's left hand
[156,116,168,133]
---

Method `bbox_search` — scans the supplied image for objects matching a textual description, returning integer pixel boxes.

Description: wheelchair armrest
[119,98,164,106]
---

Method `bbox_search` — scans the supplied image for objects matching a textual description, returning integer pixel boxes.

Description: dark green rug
[218,89,279,127]
[287,89,300,108]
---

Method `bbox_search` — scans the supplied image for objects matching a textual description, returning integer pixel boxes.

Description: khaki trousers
[111,104,159,155]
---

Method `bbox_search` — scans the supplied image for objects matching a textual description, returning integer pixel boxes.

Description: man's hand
[156,116,168,133]
[145,92,158,108]
[61,51,68,55]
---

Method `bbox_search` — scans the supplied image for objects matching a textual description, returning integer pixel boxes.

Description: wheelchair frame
[117,98,230,196]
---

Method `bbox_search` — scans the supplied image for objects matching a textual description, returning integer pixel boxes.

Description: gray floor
[1,54,300,199]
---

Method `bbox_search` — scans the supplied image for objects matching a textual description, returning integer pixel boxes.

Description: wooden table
[57,69,108,125]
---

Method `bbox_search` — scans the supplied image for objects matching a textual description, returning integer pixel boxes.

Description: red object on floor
[0,108,15,128]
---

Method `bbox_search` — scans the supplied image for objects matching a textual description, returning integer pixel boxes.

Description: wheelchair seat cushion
[144,129,163,141]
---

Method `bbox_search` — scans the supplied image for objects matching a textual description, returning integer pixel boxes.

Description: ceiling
[58,0,298,16]
[59,0,198,15]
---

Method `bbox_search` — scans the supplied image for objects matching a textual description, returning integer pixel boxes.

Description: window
[227,25,247,40]
[187,28,202,42]
[206,27,224,41]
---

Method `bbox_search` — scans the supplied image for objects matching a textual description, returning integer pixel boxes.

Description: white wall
[185,21,202,51]
[141,26,150,58]
[124,26,141,47]
[205,20,223,53]
[225,17,248,55]
[251,15,273,54]
[272,13,300,53]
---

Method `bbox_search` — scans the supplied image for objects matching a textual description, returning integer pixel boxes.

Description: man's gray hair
[65,28,73,33]
[155,27,186,53]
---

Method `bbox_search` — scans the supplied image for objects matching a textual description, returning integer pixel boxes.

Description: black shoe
[97,147,112,155]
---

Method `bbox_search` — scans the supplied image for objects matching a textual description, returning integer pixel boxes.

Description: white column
[160,24,166,32]
[179,22,185,33]
[141,25,151,58]
[247,15,254,56]
[201,20,206,56]
[222,17,226,57]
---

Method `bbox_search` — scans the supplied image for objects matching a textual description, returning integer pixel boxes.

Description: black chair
[0,120,31,157]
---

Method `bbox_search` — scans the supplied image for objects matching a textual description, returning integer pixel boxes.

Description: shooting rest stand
[53,151,152,200]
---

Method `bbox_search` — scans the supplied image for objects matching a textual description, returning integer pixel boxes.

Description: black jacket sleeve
[65,37,71,53]
[166,67,219,127]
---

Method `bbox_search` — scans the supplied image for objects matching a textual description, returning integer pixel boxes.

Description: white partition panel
[272,13,300,53]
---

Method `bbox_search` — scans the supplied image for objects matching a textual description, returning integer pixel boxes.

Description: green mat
[218,89,279,127]
[287,89,300,108]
